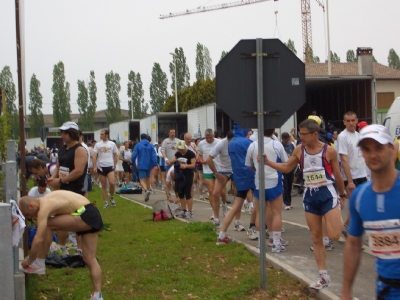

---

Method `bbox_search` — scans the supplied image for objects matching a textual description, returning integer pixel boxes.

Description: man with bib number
[261,118,345,290]
[341,124,400,300]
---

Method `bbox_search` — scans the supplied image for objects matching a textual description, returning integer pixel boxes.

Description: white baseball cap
[358,124,394,146]
[59,121,79,131]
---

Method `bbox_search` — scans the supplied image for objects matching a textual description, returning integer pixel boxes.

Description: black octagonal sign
[216,39,305,129]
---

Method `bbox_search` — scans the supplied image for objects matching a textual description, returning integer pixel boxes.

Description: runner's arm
[263,145,301,173]
[206,155,218,176]
[328,147,346,197]
[340,234,362,299]
[340,154,353,186]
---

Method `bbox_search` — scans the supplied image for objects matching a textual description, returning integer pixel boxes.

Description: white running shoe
[310,274,331,290]
[268,238,289,247]
[234,223,246,232]
[248,229,259,240]
[222,204,228,216]
[271,243,286,253]
[144,190,150,202]
[20,260,46,275]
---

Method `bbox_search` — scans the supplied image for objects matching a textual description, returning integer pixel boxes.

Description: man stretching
[19,190,104,300]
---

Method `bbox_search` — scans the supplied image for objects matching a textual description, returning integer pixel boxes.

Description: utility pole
[170,52,178,113]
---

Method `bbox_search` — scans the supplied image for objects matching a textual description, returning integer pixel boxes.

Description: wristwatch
[339,194,346,198]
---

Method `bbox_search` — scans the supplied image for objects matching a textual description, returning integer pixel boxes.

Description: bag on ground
[116,184,142,194]
[152,200,174,221]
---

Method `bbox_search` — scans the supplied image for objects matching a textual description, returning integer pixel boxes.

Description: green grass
[26,185,315,300]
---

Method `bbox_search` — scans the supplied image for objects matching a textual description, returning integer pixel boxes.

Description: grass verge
[26,185,316,300]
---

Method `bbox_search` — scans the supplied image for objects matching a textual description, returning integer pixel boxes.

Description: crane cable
[273,0,281,39]
[322,0,328,61]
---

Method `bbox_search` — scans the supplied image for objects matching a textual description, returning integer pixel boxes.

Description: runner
[341,124,400,300]
[261,118,345,288]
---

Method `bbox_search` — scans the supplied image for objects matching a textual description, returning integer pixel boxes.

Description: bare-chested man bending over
[18,190,104,300]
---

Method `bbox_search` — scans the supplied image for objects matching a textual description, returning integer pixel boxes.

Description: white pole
[130,84,134,120]
[170,52,178,113]
[326,0,332,76]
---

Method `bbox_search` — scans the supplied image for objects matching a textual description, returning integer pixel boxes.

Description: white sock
[273,231,281,246]
[36,258,45,267]
[218,231,226,239]
[319,270,328,276]
[323,236,330,245]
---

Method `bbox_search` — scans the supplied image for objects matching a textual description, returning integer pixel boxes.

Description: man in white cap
[341,124,400,300]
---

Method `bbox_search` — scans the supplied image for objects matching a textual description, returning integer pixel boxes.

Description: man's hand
[216,173,226,183]
[348,182,356,191]
[21,257,32,268]
[256,153,269,164]
[46,178,60,189]
[93,168,98,173]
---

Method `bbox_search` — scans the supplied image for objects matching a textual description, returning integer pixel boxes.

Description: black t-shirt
[175,150,196,177]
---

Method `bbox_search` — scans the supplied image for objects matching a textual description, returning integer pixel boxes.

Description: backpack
[152,200,174,221]
[116,184,142,194]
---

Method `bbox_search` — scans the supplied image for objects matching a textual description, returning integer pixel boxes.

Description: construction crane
[159,0,273,20]
[160,0,325,63]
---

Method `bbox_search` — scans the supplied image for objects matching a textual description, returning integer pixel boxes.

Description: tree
[163,78,216,113]
[0,66,18,139]
[28,74,44,137]
[346,50,357,62]
[328,51,340,63]
[51,61,71,126]
[388,49,400,70]
[128,71,148,119]
[196,42,214,80]
[220,51,228,61]
[149,63,169,114]
[372,55,378,63]
[76,80,89,130]
[195,43,205,81]
[169,47,190,93]
[284,39,297,55]
[305,46,320,63]
[87,71,97,131]
[105,71,123,125]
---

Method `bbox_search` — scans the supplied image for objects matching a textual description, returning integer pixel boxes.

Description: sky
[1,0,399,115]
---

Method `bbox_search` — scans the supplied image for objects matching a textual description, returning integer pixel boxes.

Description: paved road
[119,187,377,300]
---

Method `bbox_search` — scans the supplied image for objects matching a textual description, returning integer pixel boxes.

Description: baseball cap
[140,133,147,140]
[308,115,322,126]
[176,140,187,150]
[59,121,79,131]
[357,121,368,129]
[358,124,394,146]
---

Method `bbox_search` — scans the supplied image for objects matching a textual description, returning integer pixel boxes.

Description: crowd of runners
[17,110,400,299]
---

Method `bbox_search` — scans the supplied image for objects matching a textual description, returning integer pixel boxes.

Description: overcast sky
[1,0,399,115]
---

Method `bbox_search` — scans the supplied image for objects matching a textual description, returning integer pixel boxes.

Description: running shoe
[175,211,186,218]
[243,201,249,212]
[222,204,228,216]
[271,243,286,253]
[247,226,256,236]
[248,229,259,240]
[210,215,215,220]
[199,195,204,201]
[185,211,193,218]
[161,185,165,191]
[216,236,233,245]
[268,238,289,247]
[110,197,116,207]
[149,187,155,195]
[284,205,292,210]
[234,223,246,232]
[20,260,46,275]
[98,182,102,188]
[118,181,122,187]
[144,190,150,202]
[213,219,221,228]
[309,274,331,290]
[103,201,109,209]
[310,241,334,251]
[281,226,285,233]
[90,292,104,300]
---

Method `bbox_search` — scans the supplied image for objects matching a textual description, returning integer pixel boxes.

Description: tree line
[1,41,400,142]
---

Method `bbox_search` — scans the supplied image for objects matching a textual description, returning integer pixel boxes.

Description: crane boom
[159,0,273,19]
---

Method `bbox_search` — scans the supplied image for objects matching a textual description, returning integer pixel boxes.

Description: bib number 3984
[364,219,400,259]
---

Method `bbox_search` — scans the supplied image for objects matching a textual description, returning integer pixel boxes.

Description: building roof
[305,62,400,79]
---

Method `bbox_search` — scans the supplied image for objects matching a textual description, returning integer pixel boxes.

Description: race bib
[303,167,328,188]
[59,166,70,180]
[364,219,400,259]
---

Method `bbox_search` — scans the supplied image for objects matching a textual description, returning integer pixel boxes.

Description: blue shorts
[303,186,338,215]
[165,166,172,171]
[254,184,283,201]
[376,276,400,300]
[138,169,150,179]
[219,171,232,181]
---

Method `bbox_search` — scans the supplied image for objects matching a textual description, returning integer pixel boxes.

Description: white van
[383,97,400,139]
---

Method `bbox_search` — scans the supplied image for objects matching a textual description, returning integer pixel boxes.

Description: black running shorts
[76,204,104,236]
